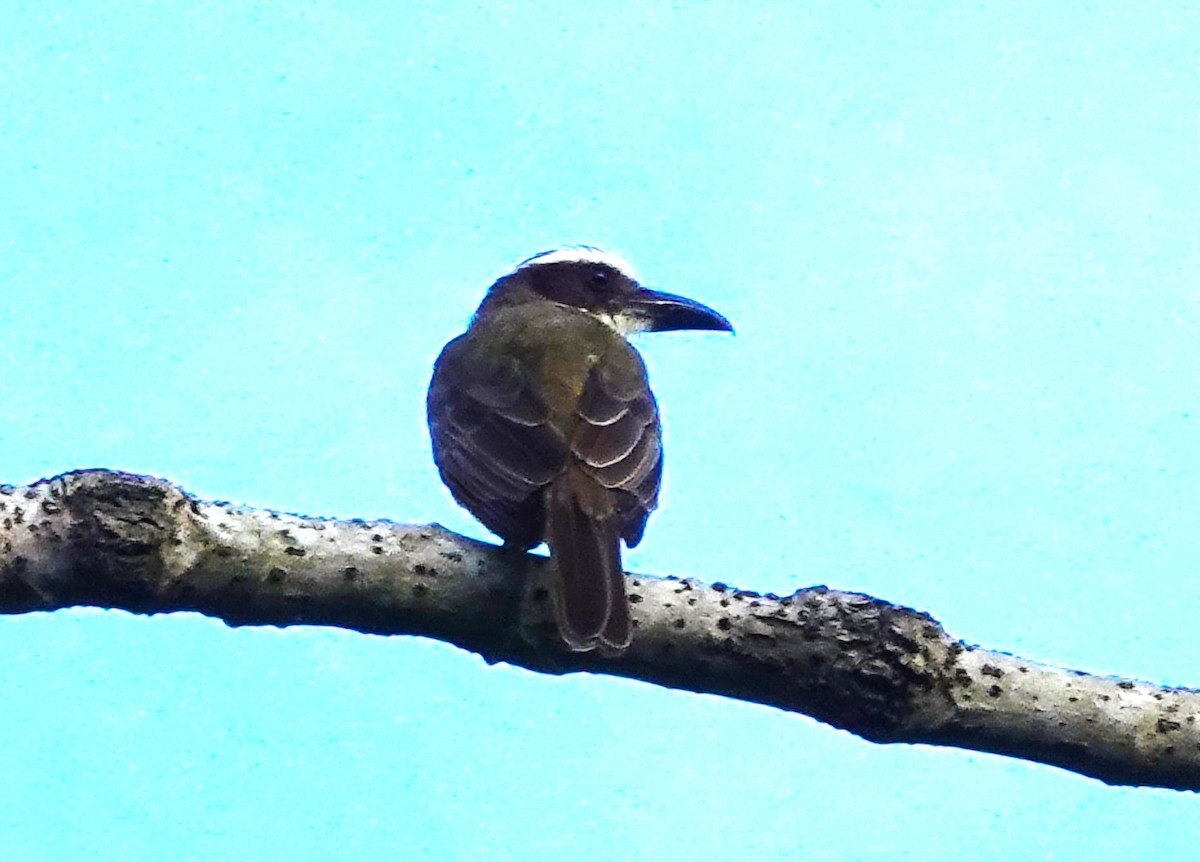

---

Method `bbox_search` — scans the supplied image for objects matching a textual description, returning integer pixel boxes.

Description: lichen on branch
[2,469,1198,791]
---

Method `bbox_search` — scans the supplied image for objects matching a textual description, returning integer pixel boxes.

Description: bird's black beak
[627,288,734,334]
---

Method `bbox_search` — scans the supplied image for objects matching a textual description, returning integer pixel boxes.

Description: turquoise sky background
[3,2,1198,858]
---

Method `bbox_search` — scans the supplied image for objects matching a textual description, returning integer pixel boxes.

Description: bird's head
[483,246,733,336]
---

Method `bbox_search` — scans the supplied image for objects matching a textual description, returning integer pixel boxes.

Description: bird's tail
[544,473,631,653]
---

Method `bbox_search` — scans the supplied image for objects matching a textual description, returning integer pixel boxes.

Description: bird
[426,247,731,652]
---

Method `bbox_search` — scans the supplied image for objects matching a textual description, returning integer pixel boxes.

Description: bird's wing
[544,356,661,651]
[571,357,663,548]
[427,335,568,547]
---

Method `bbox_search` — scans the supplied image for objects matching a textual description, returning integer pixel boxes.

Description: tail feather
[544,477,631,652]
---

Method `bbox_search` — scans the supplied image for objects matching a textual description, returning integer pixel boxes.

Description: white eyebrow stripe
[517,246,640,281]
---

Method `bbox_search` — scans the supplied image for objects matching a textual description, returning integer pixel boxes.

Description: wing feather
[571,361,662,548]
[428,337,567,547]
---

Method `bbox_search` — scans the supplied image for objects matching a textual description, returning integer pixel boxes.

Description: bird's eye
[590,268,611,288]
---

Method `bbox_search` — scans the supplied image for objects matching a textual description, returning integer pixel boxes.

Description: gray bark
[2,469,1197,791]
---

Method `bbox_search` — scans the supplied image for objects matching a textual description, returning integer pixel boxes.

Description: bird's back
[427,302,662,550]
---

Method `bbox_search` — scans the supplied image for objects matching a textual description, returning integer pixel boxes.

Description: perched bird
[427,247,731,652]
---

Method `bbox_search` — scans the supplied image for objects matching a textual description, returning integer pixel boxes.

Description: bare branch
[2,469,1197,791]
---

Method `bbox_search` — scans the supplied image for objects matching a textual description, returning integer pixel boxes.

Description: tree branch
[2,469,1197,791]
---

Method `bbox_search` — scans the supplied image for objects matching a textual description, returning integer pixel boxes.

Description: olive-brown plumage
[427,248,730,652]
